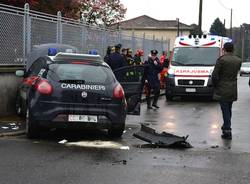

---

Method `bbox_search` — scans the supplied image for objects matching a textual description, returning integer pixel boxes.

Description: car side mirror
[15,70,25,77]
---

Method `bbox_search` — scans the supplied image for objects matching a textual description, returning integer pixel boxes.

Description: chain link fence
[0,3,170,66]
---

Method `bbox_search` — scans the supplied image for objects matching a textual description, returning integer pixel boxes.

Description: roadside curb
[0,120,26,137]
[0,130,25,137]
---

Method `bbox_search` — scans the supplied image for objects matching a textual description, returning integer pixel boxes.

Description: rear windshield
[172,47,220,66]
[47,63,115,84]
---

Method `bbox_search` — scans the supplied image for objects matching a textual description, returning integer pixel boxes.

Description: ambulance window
[172,47,220,66]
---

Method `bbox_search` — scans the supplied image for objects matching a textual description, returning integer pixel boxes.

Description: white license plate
[185,88,196,92]
[68,115,97,122]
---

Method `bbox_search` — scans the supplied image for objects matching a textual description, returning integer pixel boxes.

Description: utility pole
[198,0,203,34]
[176,18,180,37]
[230,8,233,38]
[241,25,245,62]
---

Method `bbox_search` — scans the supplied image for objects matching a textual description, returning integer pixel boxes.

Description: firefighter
[159,51,169,89]
[144,50,163,109]
[134,49,144,65]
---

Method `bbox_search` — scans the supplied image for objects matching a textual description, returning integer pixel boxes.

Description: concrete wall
[0,69,22,117]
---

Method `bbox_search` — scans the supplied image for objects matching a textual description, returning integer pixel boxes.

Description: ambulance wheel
[108,123,125,138]
[166,94,173,101]
[26,109,40,139]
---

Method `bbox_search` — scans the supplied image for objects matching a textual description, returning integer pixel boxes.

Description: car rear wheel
[26,109,40,139]
[108,123,125,138]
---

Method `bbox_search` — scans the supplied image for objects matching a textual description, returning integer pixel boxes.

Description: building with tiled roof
[110,15,192,49]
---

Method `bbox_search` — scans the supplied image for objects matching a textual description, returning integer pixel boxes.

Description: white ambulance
[165,35,232,100]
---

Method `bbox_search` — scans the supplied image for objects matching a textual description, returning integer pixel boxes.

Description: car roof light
[48,48,57,56]
[53,52,102,62]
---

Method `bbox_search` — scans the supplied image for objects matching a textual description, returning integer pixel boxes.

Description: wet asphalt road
[0,76,250,184]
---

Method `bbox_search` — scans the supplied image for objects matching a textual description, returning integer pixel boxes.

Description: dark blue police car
[16,45,144,138]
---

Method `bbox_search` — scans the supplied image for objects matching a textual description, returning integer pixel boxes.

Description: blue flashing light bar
[48,48,57,56]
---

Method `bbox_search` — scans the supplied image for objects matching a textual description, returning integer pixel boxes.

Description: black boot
[152,98,159,109]
[221,130,232,140]
[146,97,152,109]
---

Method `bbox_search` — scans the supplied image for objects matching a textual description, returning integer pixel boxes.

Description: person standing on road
[107,44,127,70]
[134,49,144,65]
[212,42,242,140]
[144,50,163,109]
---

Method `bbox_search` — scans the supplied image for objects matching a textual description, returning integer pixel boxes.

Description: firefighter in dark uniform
[144,50,163,109]
[212,42,242,140]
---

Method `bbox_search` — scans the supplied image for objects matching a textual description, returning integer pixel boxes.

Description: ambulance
[165,34,232,100]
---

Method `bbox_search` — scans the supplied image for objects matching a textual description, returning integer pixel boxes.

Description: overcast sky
[120,0,249,32]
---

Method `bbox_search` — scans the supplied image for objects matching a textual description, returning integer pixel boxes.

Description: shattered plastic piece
[58,139,68,144]
[1,127,9,129]
[211,145,219,149]
[11,127,19,130]
[9,123,16,126]
[133,124,192,148]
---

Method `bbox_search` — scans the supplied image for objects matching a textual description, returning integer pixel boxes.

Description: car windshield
[242,62,250,67]
[172,47,220,66]
[47,63,115,84]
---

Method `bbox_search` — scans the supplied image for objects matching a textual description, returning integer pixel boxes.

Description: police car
[15,45,144,138]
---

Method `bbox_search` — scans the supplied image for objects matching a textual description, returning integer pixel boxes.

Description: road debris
[133,124,192,148]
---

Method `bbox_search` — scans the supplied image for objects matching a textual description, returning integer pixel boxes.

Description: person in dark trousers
[144,50,163,109]
[121,48,128,65]
[107,44,127,70]
[104,46,112,64]
[212,42,242,140]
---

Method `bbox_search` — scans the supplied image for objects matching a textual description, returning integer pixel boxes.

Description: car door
[113,65,145,115]
[18,58,47,113]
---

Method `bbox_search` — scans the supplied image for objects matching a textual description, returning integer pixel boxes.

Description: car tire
[108,123,125,138]
[26,109,40,139]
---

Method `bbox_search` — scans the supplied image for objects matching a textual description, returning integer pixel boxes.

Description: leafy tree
[209,18,226,36]
[80,0,127,26]
[1,0,38,8]
[190,24,200,35]
[2,0,127,25]
[33,0,81,19]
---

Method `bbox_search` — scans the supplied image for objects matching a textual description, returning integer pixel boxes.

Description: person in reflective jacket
[144,50,163,109]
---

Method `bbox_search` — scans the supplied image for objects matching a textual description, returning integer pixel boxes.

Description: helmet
[88,49,98,55]
[136,49,144,56]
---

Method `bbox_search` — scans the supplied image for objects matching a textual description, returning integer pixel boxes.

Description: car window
[47,64,115,84]
[27,58,46,76]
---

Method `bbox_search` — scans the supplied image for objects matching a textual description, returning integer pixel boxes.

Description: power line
[217,0,231,10]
